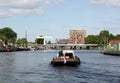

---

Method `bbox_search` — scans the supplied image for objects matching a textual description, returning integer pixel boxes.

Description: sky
[0,0,120,42]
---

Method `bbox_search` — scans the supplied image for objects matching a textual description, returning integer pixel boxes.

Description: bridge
[35,36,98,50]
[32,44,98,50]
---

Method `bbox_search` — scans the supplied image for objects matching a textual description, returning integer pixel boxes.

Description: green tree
[16,38,28,47]
[99,30,109,46]
[16,39,22,44]
[115,34,120,40]
[0,34,7,43]
[109,33,115,40]
[0,27,17,44]
[21,38,27,45]
[85,35,99,44]
[35,38,44,44]
[47,41,51,44]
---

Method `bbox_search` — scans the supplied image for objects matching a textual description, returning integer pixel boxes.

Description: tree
[16,38,28,47]
[0,34,7,43]
[35,38,44,44]
[85,35,99,44]
[109,33,115,40]
[0,27,17,44]
[115,34,120,40]
[47,41,51,44]
[99,30,109,46]
[16,39,22,44]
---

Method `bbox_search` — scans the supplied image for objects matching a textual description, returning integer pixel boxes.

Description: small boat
[51,50,80,66]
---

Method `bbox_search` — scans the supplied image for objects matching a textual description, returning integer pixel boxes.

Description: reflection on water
[0,50,120,83]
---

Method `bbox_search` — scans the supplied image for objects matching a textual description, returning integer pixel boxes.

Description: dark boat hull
[51,58,80,66]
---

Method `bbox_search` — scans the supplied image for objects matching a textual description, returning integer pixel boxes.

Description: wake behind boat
[51,50,80,66]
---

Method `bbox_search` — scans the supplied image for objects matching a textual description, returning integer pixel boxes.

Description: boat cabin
[57,50,75,59]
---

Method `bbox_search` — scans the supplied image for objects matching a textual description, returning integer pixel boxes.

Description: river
[0,50,120,83]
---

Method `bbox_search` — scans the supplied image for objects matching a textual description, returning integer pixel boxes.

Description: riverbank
[0,47,30,52]
[101,50,120,56]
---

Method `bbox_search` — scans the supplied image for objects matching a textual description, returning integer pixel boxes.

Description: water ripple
[0,50,120,83]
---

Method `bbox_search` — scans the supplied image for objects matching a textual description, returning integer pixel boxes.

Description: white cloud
[10,7,44,15]
[0,0,44,11]
[0,0,64,18]
[0,10,11,18]
[91,0,120,7]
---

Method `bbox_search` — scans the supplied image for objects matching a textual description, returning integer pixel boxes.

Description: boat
[51,50,80,66]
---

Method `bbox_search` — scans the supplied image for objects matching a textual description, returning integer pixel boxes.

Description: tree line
[0,27,120,47]
[0,27,48,46]
[0,27,27,47]
[85,30,120,46]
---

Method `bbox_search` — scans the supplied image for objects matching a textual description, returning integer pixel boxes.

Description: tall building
[69,30,86,44]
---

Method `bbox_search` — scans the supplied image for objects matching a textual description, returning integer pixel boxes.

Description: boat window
[65,53,73,58]
[58,51,63,56]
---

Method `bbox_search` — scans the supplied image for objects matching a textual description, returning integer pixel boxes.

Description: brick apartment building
[58,29,86,44]
[69,30,86,44]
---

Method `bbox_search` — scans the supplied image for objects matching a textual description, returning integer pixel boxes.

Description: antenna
[25,30,27,48]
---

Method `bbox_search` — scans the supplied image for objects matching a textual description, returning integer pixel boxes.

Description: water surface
[0,50,120,83]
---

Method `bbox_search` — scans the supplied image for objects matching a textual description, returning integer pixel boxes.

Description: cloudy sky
[0,0,120,42]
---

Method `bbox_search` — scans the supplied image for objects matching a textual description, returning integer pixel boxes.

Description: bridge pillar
[86,46,90,49]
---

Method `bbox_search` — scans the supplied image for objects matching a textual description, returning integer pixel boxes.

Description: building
[58,39,69,44]
[36,36,52,45]
[109,40,120,46]
[69,30,86,44]
[108,40,120,51]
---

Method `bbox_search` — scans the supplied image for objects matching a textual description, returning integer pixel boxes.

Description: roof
[37,36,52,39]
[109,40,120,45]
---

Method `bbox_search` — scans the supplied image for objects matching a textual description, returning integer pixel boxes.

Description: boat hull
[51,58,80,66]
